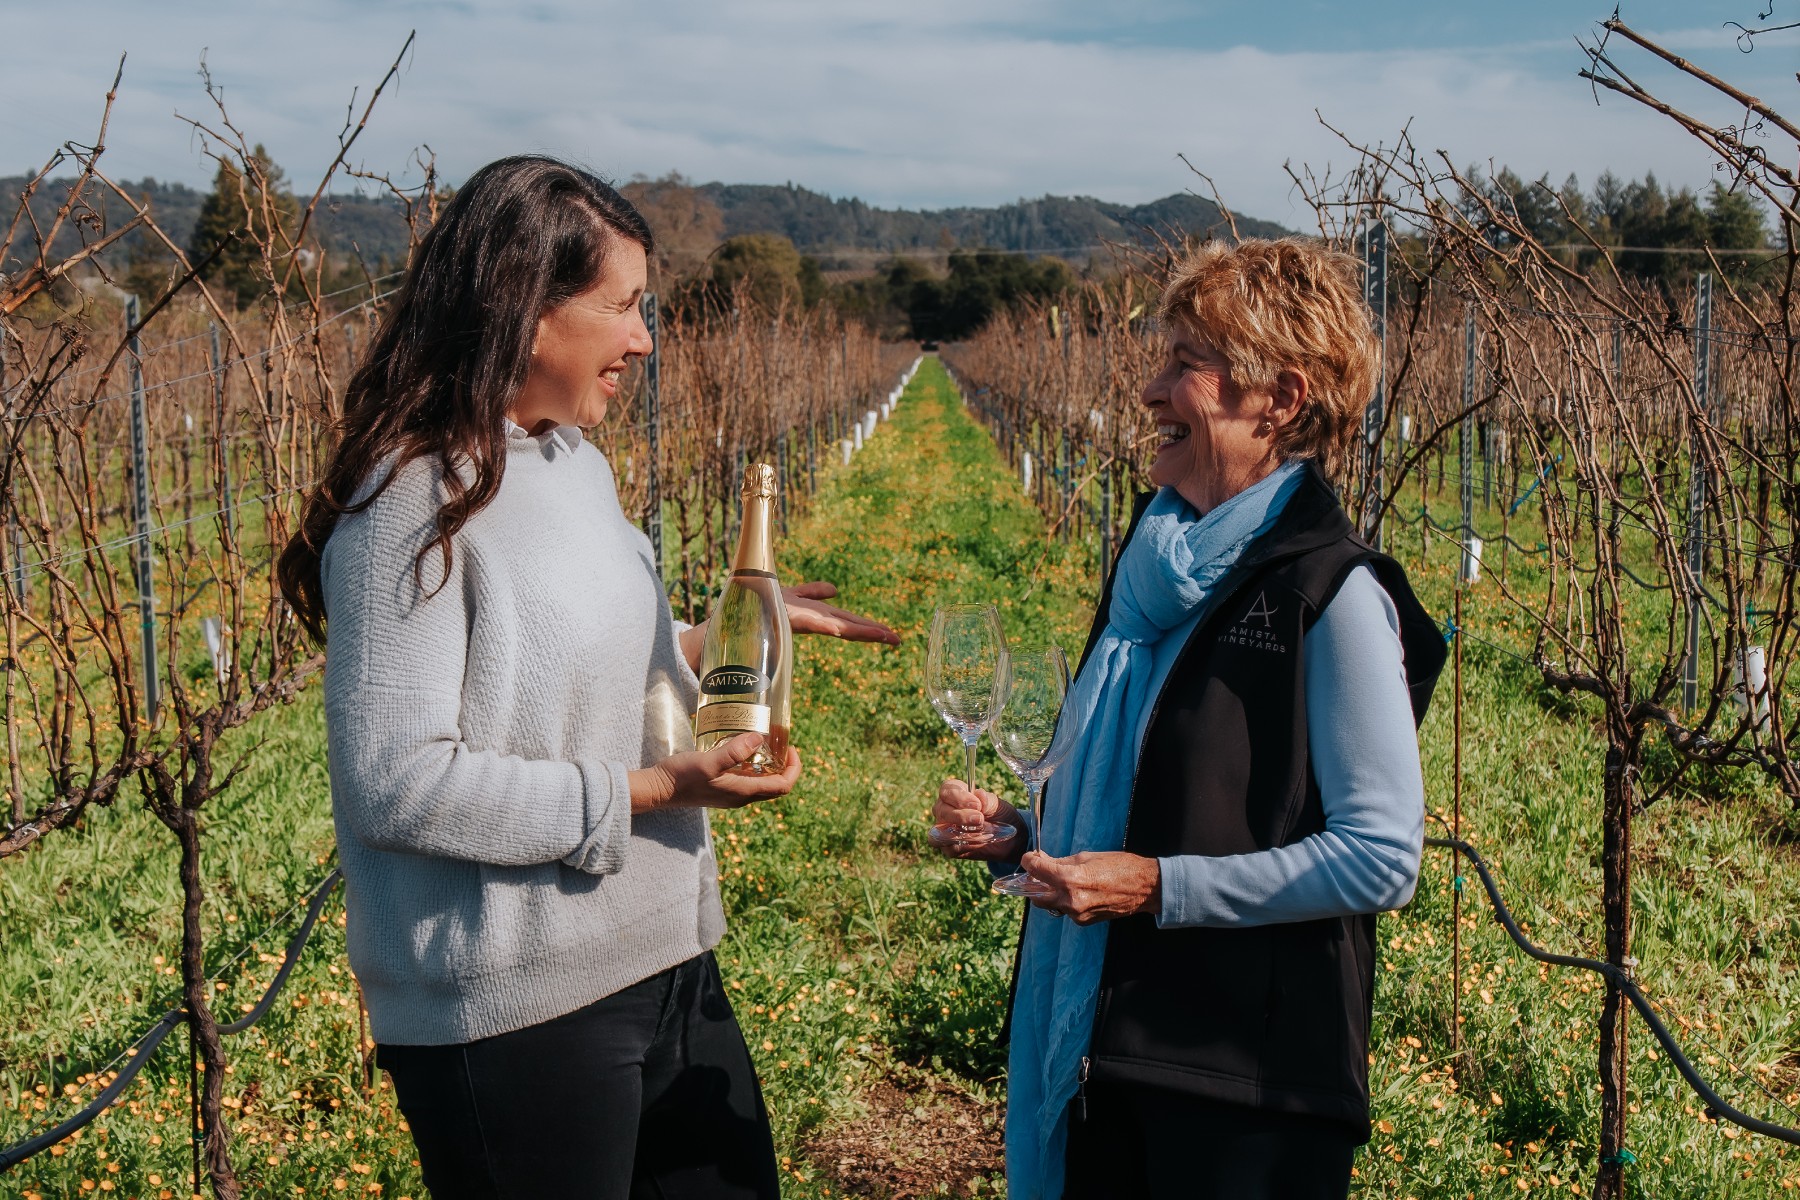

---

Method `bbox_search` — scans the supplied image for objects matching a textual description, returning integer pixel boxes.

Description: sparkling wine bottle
[694,463,792,774]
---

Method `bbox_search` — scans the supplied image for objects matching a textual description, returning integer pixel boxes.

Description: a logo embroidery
[1218,591,1289,654]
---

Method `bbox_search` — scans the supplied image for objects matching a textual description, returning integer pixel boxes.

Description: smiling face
[1140,324,1303,513]
[509,237,652,432]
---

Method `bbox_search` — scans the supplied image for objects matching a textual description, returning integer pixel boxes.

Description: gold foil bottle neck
[732,463,779,575]
[742,462,778,500]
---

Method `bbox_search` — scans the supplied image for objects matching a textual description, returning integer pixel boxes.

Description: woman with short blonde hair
[935,238,1445,1199]
[1159,238,1380,482]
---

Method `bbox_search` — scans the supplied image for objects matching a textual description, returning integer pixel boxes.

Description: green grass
[2,358,1797,1198]
[705,358,1097,1193]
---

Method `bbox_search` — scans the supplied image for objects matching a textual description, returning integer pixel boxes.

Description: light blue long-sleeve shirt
[1151,563,1425,927]
[998,565,1424,924]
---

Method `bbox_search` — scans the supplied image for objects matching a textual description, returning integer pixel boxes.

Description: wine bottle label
[700,667,766,696]
[695,701,772,737]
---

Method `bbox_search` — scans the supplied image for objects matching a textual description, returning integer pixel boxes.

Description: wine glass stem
[1026,781,1042,856]
[964,736,979,794]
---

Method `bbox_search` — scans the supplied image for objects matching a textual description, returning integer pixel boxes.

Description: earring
[1257,419,1274,436]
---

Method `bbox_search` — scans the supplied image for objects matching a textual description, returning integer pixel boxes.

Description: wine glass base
[991,871,1054,899]
[927,821,1015,851]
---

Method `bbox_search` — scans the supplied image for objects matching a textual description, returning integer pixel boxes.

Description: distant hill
[0,175,416,271]
[699,182,1291,258]
[0,173,1288,276]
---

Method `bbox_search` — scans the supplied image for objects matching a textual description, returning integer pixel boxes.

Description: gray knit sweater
[321,427,723,1046]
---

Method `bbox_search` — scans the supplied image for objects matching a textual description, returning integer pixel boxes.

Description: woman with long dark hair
[278,155,895,1199]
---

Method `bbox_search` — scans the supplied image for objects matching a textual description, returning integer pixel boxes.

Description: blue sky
[1033,0,1745,51]
[3,1,1793,227]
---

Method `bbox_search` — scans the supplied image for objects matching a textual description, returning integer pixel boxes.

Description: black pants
[378,952,780,1200]
[1064,1080,1359,1200]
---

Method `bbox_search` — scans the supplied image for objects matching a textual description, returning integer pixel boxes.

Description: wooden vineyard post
[1460,308,1478,583]
[1361,217,1388,549]
[1682,274,1712,712]
[125,296,160,724]
[1481,423,1492,510]
[1051,431,1065,543]
[1612,325,1625,492]
[1451,587,1463,1072]
[1,316,22,829]
[6,514,19,606]
[1419,419,1430,568]
[777,433,790,537]
[209,323,236,545]
[1100,466,1113,585]
[1,318,23,608]
[641,293,663,575]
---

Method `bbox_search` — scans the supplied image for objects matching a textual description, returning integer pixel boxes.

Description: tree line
[620,173,1080,341]
[1463,166,1773,287]
[7,155,1773,340]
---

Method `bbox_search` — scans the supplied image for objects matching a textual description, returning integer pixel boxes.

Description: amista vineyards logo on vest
[1217,591,1289,654]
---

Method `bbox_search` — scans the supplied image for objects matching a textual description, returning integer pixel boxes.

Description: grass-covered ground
[2,357,1797,1198]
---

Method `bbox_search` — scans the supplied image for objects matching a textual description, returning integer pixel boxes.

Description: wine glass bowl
[925,603,1013,849]
[989,645,1070,898]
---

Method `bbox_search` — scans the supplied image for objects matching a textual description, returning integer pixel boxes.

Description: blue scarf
[1005,459,1307,1200]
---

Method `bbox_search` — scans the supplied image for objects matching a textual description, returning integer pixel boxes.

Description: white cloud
[1,0,1789,227]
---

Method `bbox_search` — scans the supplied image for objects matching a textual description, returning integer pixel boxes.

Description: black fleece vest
[1067,463,1445,1137]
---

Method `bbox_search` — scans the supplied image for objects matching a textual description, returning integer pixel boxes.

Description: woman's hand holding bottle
[630,732,801,813]
[931,778,1026,860]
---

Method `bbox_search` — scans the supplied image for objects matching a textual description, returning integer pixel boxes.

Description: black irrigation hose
[1617,562,1674,593]
[1407,507,1751,610]
[219,869,343,1035]
[1424,835,1800,1148]
[1485,531,1550,557]
[0,870,344,1174]
[1393,506,1554,562]
[0,1012,184,1172]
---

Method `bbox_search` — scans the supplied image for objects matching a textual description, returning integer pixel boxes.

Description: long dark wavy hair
[277,156,653,643]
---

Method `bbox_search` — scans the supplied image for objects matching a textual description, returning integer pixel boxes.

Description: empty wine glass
[989,645,1071,898]
[925,602,1012,849]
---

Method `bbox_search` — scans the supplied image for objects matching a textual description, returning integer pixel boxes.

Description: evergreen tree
[797,255,827,308]
[1614,173,1669,283]
[1704,183,1771,282]
[1653,188,1709,288]
[185,145,299,306]
[1558,173,1588,230]
[1591,171,1626,226]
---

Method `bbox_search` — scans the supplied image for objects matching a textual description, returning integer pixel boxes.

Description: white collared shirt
[504,418,584,455]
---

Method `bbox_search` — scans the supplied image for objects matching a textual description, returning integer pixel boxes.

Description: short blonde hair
[1159,238,1378,484]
